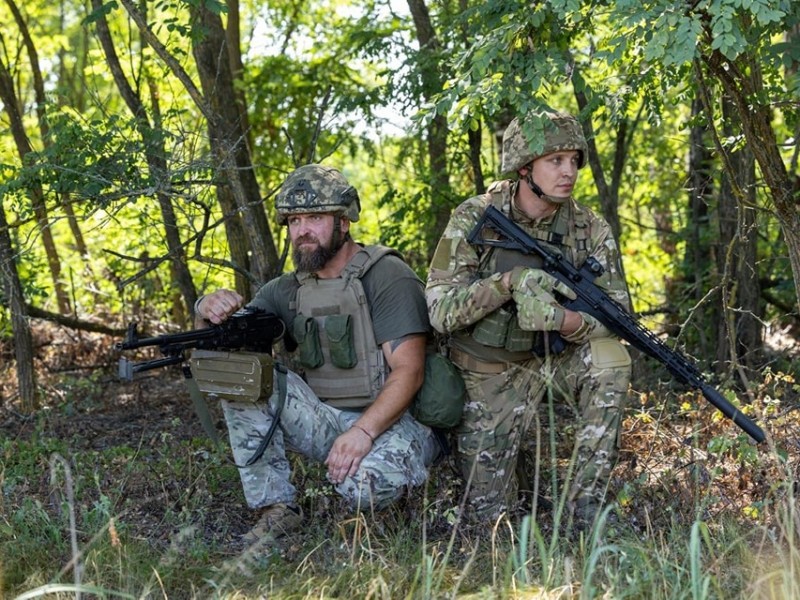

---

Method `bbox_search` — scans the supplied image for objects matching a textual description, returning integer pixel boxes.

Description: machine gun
[468,205,765,443]
[116,306,287,380]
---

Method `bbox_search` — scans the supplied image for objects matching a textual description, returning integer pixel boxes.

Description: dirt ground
[0,322,267,551]
[2,319,799,556]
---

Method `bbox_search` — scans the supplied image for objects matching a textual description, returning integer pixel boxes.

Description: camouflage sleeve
[573,214,633,339]
[585,216,632,312]
[425,198,513,334]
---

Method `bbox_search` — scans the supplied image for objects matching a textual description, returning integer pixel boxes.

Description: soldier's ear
[339,216,351,233]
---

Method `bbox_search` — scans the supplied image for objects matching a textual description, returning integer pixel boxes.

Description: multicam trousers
[222,369,440,510]
[453,337,631,520]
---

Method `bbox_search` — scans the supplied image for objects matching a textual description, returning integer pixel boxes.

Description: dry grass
[1,322,800,598]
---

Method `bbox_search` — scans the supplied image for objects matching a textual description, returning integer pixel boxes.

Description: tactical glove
[510,267,577,332]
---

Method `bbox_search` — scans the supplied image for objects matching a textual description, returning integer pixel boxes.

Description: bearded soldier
[425,111,632,527]
[196,165,440,542]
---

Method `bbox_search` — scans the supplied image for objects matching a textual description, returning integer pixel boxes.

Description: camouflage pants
[222,369,440,510]
[454,337,631,520]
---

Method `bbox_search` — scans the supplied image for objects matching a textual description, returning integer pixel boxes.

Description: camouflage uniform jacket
[426,179,631,360]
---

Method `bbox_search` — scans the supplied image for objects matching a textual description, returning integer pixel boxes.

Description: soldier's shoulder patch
[430,237,457,272]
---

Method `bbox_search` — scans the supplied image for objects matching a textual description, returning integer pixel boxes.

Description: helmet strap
[524,171,545,198]
[331,215,350,252]
[523,171,570,205]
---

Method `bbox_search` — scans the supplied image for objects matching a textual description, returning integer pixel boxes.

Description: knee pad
[589,338,631,370]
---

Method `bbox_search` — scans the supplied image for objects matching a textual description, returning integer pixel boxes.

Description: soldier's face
[530,150,580,199]
[287,213,344,272]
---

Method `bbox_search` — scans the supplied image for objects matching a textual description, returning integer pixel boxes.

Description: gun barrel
[117,326,219,351]
[700,383,765,443]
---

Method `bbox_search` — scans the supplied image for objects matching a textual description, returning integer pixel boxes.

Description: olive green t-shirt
[248,248,430,347]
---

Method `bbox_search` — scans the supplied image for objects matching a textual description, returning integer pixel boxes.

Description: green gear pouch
[504,317,537,352]
[325,314,357,368]
[471,306,513,347]
[188,349,274,403]
[292,315,324,369]
[411,353,466,429]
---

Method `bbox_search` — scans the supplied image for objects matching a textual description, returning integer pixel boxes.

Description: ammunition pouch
[292,316,324,369]
[471,305,538,353]
[189,349,274,403]
[325,314,357,368]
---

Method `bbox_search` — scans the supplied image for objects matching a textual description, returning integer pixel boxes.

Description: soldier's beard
[292,231,346,273]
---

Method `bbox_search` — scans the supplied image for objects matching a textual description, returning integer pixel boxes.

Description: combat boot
[242,503,303,544]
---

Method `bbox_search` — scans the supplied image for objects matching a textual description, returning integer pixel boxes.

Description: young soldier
[196,165,440,541]
[425,111,632,527]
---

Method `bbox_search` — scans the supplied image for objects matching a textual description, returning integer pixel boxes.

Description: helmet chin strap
[523,171,570,205]
[331,215,350,252]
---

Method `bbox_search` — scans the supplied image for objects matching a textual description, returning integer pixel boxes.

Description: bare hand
[196,289,244,325]
[324,428,373,484]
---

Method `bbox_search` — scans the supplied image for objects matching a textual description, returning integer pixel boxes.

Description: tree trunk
[0,207,37,411]
[406,0,452,260]
[118,0,279,289]
[7,0,101,302]
[574,87,624,246]
[467,126,486,195]
[704,51,800,315]
[190,5,279,288]
[225,0,252,155]
[92,0,198,322]
[216,186,253,299]
[716,100,762,373]
[0,54,70,315]
[684,97,714,357]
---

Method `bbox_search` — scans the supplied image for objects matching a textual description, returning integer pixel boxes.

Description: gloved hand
[510,267,577,331]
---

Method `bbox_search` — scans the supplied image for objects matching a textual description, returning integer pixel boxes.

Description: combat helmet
[501,111,589,174]
[275,164,360,225]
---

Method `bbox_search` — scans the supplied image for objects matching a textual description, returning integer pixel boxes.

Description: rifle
[116,306,287,380]
[467,205,765,443]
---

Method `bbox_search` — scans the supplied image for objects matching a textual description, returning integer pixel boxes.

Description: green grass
[3,367,800,598]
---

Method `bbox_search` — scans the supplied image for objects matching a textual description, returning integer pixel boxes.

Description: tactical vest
[455,181,591,362]
[289,245,397,408]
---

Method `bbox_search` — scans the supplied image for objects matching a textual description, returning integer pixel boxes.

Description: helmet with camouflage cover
[275,164,360,225]
[501,111,588,174]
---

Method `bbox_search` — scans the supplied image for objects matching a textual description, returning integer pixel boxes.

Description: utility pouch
[189,349,274,403]
[505,318,537,352]
[325,314,357,369]
[471,306,513,348]
[292,315,324,369]
[411,353,466,429]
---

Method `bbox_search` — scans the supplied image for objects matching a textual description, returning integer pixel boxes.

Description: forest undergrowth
[1,321,800,599]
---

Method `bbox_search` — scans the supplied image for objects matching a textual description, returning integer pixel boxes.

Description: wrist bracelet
[352,424,375,443]
[193,295,205,316]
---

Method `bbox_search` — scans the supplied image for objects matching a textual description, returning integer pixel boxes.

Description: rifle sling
[241,362,289,468]
[183,365,221,445]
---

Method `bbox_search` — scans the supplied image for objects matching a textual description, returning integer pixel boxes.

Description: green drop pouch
[505,318,537,352]
[325,314,357,369]
[292,315,324,369]
[471,306,513,348]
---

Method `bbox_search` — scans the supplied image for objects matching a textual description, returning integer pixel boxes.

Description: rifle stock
[468,205,765,443]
